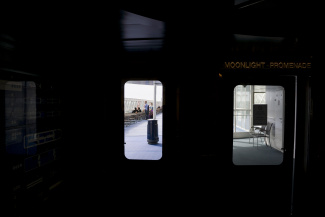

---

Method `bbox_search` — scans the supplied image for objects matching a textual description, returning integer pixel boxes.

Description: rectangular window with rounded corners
[233,85,284,165]
[124,80,163,160]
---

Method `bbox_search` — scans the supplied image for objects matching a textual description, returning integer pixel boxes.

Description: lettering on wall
[224,61,312,69]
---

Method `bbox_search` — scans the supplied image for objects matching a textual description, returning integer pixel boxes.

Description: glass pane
[124,80,163,160]
[245,110,251,130]
[233,110,251,132]
[254,93,266,104]
[235,85,250,109]
[233,85,284,165]
[254,85,266,92]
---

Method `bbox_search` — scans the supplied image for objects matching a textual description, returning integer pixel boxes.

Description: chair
[249,122,273,147]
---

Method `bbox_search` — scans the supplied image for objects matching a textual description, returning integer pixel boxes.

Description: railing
[124,107,162,127]
[124,98,162,113]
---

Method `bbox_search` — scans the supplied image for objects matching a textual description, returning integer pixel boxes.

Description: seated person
[132,107,138,113]
[137,107,141,112]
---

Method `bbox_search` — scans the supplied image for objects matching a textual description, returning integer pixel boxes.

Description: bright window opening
[233,85,284,165]
[124,80,163,160]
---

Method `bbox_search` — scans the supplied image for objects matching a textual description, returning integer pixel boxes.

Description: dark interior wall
[0,1,320,216]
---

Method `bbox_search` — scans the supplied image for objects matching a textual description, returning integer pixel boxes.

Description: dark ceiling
[120,0,316,37]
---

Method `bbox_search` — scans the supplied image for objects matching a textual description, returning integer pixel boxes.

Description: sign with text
[253,104,267,125]
[224,61,311,69]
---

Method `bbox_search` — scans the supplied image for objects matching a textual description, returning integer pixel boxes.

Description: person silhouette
[144,101,149,119]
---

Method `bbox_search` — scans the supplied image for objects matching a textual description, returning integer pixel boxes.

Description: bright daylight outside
[124,80,163,160]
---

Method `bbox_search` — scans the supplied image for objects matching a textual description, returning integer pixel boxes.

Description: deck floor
[124,112,283,164]
[124,113,163,160]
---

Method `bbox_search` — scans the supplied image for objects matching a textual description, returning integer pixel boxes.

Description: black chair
[249,122,273,148]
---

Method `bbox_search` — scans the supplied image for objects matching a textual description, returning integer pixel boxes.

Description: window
[233,85,252,137]
[254,85,266,104]
[233,85,284,165]
[124,80,163,160]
